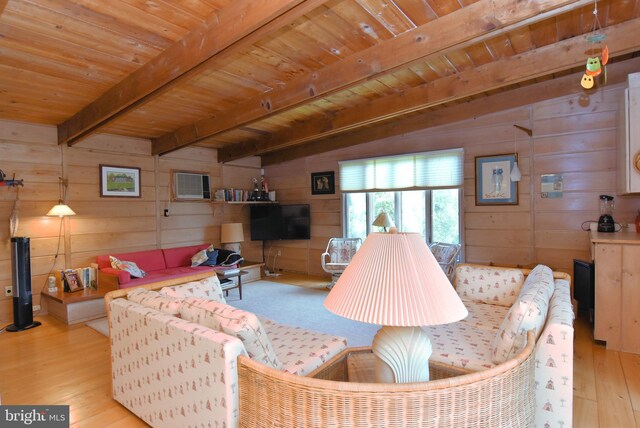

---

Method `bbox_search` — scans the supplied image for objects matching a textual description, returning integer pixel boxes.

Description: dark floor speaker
[5,237,41,332]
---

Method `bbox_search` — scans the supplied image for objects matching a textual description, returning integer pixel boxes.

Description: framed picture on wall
[311,171,335,195]
[100,165,141,198]
[474,154,518,205]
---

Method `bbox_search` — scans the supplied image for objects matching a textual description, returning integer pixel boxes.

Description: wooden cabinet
[618,72,640,194]
[591,231,640,353]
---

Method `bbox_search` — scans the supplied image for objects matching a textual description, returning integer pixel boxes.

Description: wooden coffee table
[216,269,248,300]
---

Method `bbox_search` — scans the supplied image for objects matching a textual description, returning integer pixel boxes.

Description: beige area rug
[86,317,109,336]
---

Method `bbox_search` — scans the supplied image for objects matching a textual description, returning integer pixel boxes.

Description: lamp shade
[324,232,467,327]
[46,203,76,217]
[372,212,394,229]
[221,223,244,243]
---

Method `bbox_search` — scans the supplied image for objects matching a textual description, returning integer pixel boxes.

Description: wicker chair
[429,242,461,282]
[238,331,536,428]
[321,237,362,288]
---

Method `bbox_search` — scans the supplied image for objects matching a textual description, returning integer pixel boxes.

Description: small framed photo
[311,171,335,195]
[100,165,141,198]
[63,271,83,293]
[475,154,518,205]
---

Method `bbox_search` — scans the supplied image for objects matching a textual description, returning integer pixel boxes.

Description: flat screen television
[281,204,311,240]
[250,204,310,240]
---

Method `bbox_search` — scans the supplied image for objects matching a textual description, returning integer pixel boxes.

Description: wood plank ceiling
[1,0,639,165]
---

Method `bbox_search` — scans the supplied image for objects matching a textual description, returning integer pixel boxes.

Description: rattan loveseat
[238,331,536,428]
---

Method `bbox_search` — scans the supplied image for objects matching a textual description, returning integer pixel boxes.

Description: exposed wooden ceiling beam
[242,17,640,164]
[57,0,329,147]
[260,56,640,165]
[157,0,592,157]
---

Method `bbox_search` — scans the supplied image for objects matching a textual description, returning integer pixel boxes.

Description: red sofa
[96,244,215,290]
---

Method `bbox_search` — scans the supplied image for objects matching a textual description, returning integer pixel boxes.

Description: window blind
[339,148,464,192]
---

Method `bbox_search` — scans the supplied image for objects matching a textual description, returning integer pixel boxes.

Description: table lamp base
[372,325,433,383]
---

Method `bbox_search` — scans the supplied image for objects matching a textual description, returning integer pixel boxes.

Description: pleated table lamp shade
[324,232,467,326]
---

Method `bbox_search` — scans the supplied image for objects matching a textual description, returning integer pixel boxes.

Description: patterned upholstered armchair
[321,237,362,288]
[429,242,461,282]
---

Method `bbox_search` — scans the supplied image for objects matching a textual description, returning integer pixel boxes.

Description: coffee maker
[597,195,616,232]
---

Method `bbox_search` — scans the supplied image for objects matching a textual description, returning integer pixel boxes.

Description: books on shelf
[54,266,97,292]
[214,188,276,202]
[215,188,252,202]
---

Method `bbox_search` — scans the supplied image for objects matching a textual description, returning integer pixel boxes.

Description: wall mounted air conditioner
[173,171,211,200]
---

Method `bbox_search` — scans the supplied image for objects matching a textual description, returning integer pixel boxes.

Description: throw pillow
[200,249,219,267]
[190,244,215,267]
[179,299,283,370]
[491,264,555,364]
[127,288,182,316]
[190,249,208,267]
[216,249,244,266]
[215,305,283,370]
[179,298,225,330]
[160,276,226,303]
[109,256,146,278]
[455,265,525,307]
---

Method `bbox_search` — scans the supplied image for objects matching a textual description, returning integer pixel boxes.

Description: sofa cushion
[127,288,182,316]
[459,298,510,333]
[260,317,348,376]
[110,256,147,278]
[424,314,496,372]
[455,265,525,307]
[492,264,555,364]
[163,244,211,268]
[180,300,282,370]
[180,298,224,330]
[98,249,166,272]
[161,276,226,303]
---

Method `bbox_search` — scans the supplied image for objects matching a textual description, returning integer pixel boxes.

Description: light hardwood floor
[1,273,639,427]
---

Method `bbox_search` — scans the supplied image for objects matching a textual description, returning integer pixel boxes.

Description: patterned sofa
[425,263,574,428]
[105,276,347,428]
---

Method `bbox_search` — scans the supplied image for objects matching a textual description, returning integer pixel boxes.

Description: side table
[40,287,109,325]
[308,347,472,383]
[216,269,248,300]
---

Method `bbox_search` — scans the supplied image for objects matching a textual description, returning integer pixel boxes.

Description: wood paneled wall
[2,81,640,320]
[0,120,257,323]
[265,83,640,281]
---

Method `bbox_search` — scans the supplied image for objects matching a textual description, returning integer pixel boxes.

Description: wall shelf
[213,200,278,205]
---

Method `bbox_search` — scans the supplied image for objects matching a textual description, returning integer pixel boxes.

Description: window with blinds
[338,148,464,192]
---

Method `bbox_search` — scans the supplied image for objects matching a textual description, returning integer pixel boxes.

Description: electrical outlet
[32,304,41,312]
[4,286,12,297]
[277,250,282,256]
